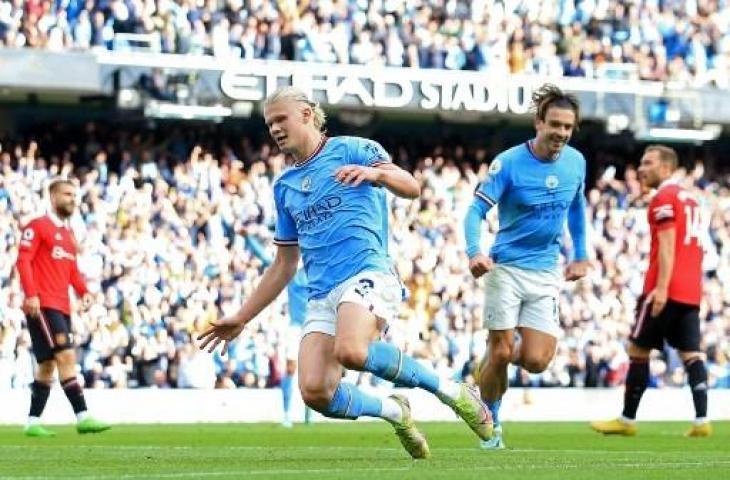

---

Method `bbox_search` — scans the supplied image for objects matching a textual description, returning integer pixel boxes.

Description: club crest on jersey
[301,176,312,192]
[545,175,559,189]
[55,233,62,241]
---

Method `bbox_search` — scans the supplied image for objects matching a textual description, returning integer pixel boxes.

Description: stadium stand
[1,121,728,391]
[1,0,730,86]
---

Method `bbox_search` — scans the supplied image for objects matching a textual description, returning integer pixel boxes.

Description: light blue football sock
[487,399,501,427]
[323,382,383,419]
[281,374,293,417]
[364,341,440,393]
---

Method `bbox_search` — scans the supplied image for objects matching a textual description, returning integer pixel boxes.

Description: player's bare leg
[25,359,56,438]
[337,301,491,443]
[56,349,110,434]
[679,351,711,437]
[513,327,557,374]
[478,329,514,449]
[479,330,513,404]
[298,330,430,459]
[297,332,345,412]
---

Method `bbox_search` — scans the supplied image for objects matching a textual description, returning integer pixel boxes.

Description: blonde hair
[48,176,75,194]
[645,144,678,170]
[264,86,327,132]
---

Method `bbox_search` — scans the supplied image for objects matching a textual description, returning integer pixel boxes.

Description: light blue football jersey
[273,136,392,299]
[473,141,587,270]
[287,269,308,326]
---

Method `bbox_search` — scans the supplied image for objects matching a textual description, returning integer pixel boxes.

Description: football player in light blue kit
[464,84,590,449]
[199,86,492,459]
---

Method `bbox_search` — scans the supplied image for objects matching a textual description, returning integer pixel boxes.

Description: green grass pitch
[0,422,727,479]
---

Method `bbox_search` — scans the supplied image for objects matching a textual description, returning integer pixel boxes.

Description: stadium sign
[7,49,730,131]
[219,62,532,114]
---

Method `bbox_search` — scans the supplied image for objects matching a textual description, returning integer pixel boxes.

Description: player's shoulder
[334,135,390,165]
[653,182,681,203]
[272,170,291,196]
[330,135,375,147]
[497,143,527,162]
[489,144,525,173]
[331,135,385,154]
[562,144,586,162]
[22,214,50,231]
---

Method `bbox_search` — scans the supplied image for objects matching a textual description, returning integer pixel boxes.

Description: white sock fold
[27,416,41,427]
[380,398,404,423]
[76,411,89,422]
[438,380,462,401]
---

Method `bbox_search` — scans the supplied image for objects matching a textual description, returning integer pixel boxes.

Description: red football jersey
[643,181,703,305]
[15,214,88,315]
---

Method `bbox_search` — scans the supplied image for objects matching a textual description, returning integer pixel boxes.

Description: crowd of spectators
[0,120,729,394]
[4,0,730,87]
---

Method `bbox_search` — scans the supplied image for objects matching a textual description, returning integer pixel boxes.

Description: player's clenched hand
[23,296,41,319]
[197,315,247,356]
[335,165,381,187]
[469,254,494,278]
[649,289,668,318]
[565,260,591,281]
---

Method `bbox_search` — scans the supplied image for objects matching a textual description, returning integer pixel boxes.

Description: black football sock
[61,377,88,414]
[622,357,649,420]
[685,358,708,419]
[29,380,51,417]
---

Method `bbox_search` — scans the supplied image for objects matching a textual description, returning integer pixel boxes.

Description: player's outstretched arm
[335,163,420,198]
[565,179,590,280]
[198,245,299,355]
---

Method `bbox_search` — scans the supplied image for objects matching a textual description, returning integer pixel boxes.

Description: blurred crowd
[0,121,729,393]
[5,0,730,87]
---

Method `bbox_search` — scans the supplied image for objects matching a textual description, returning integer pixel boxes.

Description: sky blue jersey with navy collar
[464,140,588,270]
[273,136,392,300]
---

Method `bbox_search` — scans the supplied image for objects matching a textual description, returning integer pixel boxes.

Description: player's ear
[301,105,312,124]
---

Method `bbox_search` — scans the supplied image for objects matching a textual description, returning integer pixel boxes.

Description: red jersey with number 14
[643,181,703,305]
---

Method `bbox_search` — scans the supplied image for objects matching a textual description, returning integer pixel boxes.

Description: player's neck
[292,132,326,165]
[657,175,675,189]
[49,209,69,226]
[529,139,559,162]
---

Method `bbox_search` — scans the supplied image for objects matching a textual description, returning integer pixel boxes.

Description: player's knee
[54,349,77,377]
[521,356,550,374]
[37,360,55,381]
[627,342,650,359]
[333,342,367,370]
[54,348,75,364]
[299,380,333,411]
[489,343,512,367]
